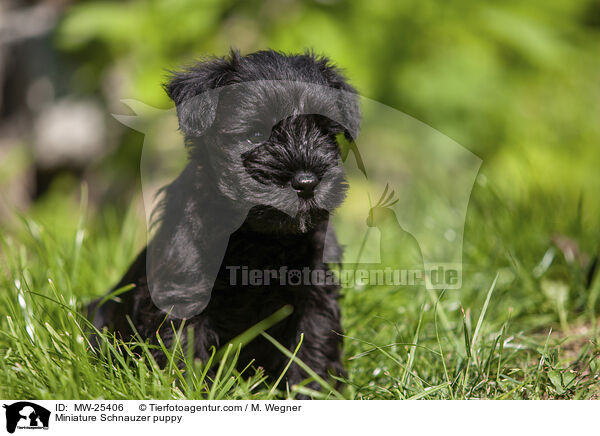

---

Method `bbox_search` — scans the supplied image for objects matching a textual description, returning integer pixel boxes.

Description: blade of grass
[261,331,345,399]
[471,272,499,352]
[268,333,304,398]
[400,302,424,393]
[433,289,454,399]
[406,382,450,400]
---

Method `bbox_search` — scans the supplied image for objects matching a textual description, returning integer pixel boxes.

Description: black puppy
[91,49,360,391]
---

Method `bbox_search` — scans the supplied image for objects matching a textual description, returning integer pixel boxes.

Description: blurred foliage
[53,0,600,213]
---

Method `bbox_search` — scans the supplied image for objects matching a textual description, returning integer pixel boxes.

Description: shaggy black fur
[90,49,360,393]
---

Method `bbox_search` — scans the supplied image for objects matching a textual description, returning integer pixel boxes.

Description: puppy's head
[165,49,361,233]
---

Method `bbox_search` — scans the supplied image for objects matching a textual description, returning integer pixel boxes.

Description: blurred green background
[2,0,600,295]
[1,0,600,400]
[2,0,599,218]
[1,0,599,226]
[0,0,598,303]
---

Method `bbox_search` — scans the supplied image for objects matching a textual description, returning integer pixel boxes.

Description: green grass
[1,179,599,400]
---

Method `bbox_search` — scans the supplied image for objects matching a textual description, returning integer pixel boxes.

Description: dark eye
[247,131,266,145]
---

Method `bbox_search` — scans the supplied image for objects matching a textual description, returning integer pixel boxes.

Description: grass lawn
[1,177,599,400]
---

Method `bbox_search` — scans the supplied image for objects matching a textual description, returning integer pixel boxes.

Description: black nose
[291,171,319,198]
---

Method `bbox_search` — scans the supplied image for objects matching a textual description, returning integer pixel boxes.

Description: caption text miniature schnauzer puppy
[90,49,361,393]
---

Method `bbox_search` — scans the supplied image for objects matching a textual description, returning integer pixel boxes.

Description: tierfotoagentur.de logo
[2,402,50,434]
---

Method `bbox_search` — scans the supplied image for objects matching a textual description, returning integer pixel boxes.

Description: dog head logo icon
[3,402,50,434]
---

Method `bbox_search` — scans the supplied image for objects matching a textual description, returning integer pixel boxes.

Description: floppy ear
[165,53,237,137]
[312,54,361,141]
[145,165,235,319]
